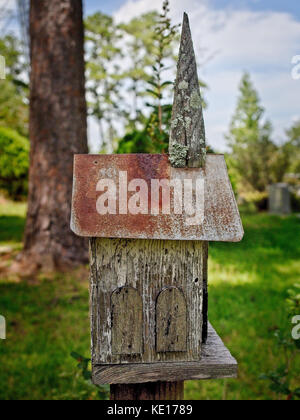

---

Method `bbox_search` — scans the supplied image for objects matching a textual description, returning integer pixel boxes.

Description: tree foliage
[227,73,290,193]
[120,11,160,129]
[0,126,29,199]
[260,284,300,400]
[0,35,28,137]
[285,120,300,174]
[85,13,123,153]
[85,2,182,154]
[85,1,210,155]
[0,35,29,199]
[116,1,180,154]
[117,104,172,154]
[144,0,179,151]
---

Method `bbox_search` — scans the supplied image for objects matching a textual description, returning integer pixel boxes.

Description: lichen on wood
[169,13,206,169]
[169,142,189,168]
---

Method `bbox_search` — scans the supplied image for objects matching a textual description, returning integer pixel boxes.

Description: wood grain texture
[202,242,209,343]
[110,382,184,401]
[169,13,206,168]
[156,287,187,353]
[111,287,143,355]
[93,323,238,385]
[90,238,204,365]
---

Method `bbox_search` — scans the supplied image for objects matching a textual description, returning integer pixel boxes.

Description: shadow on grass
[0,215,25,244]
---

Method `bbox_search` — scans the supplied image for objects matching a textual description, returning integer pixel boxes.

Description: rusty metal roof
[71,154,244,242]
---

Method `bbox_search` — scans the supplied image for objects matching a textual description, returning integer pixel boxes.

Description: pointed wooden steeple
[169,13,206,168]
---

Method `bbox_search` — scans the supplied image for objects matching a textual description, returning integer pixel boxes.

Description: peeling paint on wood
[71,154,244,243]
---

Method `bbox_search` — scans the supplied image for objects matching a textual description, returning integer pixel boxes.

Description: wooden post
[111,382,184,401]
[110,13,206,401]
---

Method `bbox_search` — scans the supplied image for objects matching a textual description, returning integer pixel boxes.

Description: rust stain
[71,154,244,242]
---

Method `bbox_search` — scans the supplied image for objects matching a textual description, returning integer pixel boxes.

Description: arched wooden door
[156,287,187,353]
[111,287,143,355]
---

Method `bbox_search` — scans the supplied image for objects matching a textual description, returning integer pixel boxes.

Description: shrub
[241,191,269,212]
[0,127,29,200]
[291,193,300,212]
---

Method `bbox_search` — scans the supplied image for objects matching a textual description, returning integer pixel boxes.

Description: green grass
[0,199,26,249]
[0,200,299,400]
[186,213,300,400]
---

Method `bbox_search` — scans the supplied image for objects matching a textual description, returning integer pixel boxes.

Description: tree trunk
[19,0,88,273]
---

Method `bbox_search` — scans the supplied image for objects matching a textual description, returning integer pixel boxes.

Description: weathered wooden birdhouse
[71,13,243,387]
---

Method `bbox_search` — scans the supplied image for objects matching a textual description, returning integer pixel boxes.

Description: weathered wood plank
[93,323,238,385]
[111,287,143,355]
[202,242,209,343]
[110,381,184,401]
[90,238,204,365]
[169,13,206,168]
[156,287,187,353]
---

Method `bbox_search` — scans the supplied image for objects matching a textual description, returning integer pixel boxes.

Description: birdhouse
[71,13,243,386]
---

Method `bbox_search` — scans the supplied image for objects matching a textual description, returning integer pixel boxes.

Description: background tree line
[0,0,299,208]
[227,72,300,210]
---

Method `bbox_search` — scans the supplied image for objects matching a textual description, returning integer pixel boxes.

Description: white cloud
[0,0,15,8]
[112,0,300,151]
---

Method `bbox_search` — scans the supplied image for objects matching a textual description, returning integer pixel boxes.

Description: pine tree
[227,73,277,192]
[286,121,300,173]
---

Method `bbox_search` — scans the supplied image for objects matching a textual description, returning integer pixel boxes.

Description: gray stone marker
[269,183,291,215]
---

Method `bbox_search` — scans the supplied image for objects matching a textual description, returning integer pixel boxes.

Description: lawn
[0,198,299,400]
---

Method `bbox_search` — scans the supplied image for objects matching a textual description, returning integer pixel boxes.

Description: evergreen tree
[285,120,300,173]
[227,73,278,192]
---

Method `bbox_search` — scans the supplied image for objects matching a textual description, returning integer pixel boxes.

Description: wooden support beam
[96,323,238,387]
[110,382,184,401]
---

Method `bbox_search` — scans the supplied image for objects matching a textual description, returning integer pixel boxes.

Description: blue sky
[212,0,300,19]
[85,0,300,19]
[85,0,124,15]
